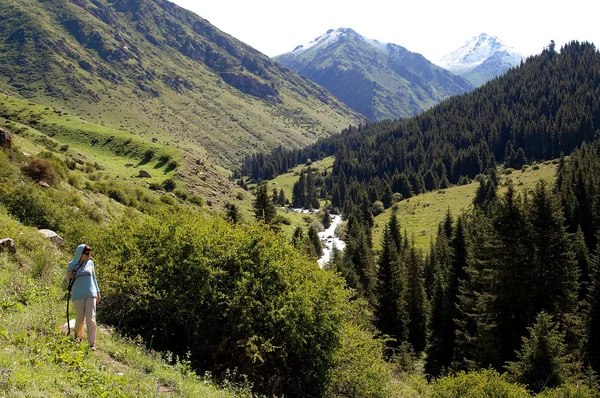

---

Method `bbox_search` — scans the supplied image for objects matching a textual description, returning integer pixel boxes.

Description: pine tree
[375,224,407,350]
[506,312,581,392]
[425,229,453,377]
[277,189,286,206]
[224,203,242,224]
[403,239,428,353]
[308,226,323,257]
[321,209,331,230]
[343,216,376,305]
[587,242,600,373]
[489,182,534,366]
[292,170,306,208]
[253,182,277,224]
[528,181,579,317]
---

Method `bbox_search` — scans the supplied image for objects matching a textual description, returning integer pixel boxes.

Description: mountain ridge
[275,27,474,120]
[0,0,364,171]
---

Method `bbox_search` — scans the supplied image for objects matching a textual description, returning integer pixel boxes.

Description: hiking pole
[66,275,75,336]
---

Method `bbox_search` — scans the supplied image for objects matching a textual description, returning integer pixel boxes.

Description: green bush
[536,384,597,398]
[431,369,530,398]
[21,158,58,185]
[188,195,203,206]
[90,211,391,396]
[162,178,177,192]
[173,188,188,200]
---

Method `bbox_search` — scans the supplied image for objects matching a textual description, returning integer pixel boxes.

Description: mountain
[0,0,363,171]
[439,33,523,86]
[274,28,474,121]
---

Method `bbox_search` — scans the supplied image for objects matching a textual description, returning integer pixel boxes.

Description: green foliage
[252,182,276,224]
[21,157,58,185]
[89,211,391,396]
[431,369,530,397]
[162,178,177,192]
[506,312,582,392]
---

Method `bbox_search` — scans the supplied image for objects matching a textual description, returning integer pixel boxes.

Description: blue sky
[170,0,599,62]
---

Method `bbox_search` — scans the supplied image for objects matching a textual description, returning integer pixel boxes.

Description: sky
[169,0,599,63]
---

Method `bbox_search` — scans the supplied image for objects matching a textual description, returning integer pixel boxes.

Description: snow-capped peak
[291,28,389,54]
[439,33,522,74]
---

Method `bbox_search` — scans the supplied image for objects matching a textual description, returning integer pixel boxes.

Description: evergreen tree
[292,225,304,248]
[308,226,323,258]
[277,189,286,206]
[224,203,242,224]
[425,229,453,377]
[292,170,306,208]
[528,181,579,317]
[404,240,428,353]
[587,242,600,373]
[506,312,581,392]
[253,182,277,224]
[489,183,534,367]
[342,216,376,305]
[321,209,331,230]
[375,223,408,351]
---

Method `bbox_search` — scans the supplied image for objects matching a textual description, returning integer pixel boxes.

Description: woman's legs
[73,298,86,340]
[73,297,97,347]
[84,297,97,347]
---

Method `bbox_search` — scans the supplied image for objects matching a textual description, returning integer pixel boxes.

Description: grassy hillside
[373,162,557,250]
[0,0,363,173]
[266,156,557,250]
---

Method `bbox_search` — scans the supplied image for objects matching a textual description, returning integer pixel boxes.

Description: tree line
[239,41,600,216]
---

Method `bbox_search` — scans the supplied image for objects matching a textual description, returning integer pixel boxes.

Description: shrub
[107,188,128,205]
[162,178,176,192]
[504,168,514,175]
[173,188,188,200]
[372,201,385,216]
[160,195,176,205]
[143,149,155,161]
[533,165,540,170]
[21,158,58,185]
[91,212,392,396]
[166,160,178,171]
[188,195,203,206]
[431,369,529,398]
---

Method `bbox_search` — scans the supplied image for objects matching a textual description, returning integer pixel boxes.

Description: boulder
[0,238,16,255]
[0,128,11,149]
[138,170,151,178]
[38,229,64,247]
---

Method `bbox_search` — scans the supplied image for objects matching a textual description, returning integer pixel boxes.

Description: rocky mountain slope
[274,28,474,121]
[439,33,523,86]
[0,0,363,171]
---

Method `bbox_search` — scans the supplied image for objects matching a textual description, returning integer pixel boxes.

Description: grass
[372,162,557,250]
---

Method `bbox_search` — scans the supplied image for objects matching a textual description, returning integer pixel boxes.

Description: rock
[38,229,64,247]
[22,152,31,158]
[0,238,16,255]
[125,163,134,167]
[38,180,50,188]
[0,128,12,149]
[138,170,151,178]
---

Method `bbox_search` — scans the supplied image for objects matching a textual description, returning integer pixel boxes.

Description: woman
[67,244,101,350]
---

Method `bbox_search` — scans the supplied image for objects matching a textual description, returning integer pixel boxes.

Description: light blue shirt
[67,260,100,301]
